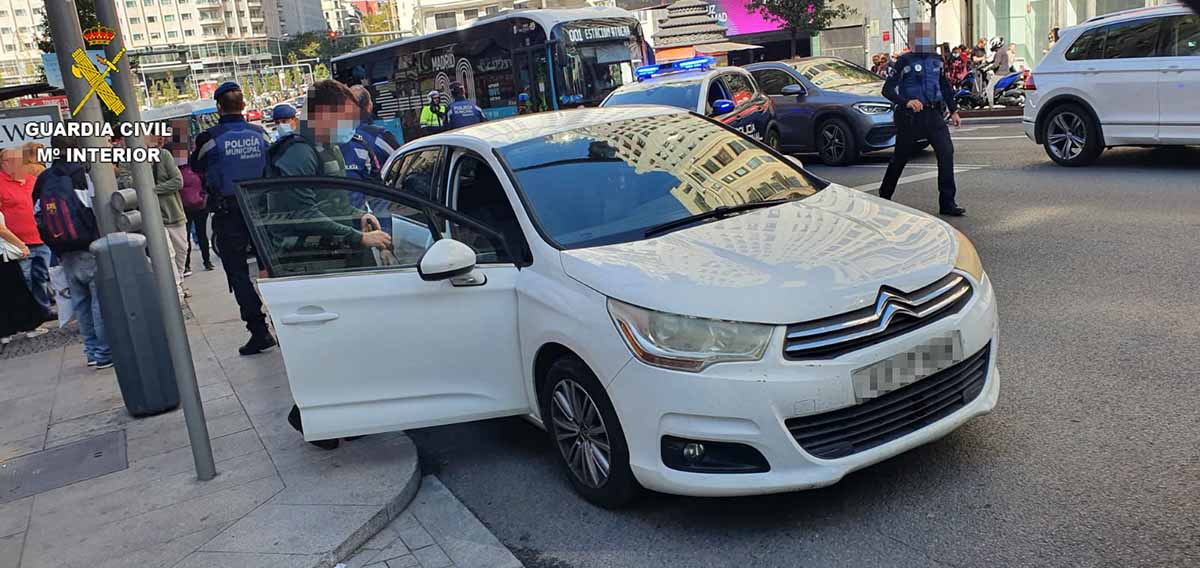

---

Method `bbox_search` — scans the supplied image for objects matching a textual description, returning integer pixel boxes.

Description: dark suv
[747,57,900,166]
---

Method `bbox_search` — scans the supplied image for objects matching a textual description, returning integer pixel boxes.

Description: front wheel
[1042,104,1103,166]
[764,128,781,152]
[542,355,639,508]
[816,118,859,166]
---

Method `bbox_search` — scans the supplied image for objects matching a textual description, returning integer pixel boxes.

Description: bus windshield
[555,20,643,106]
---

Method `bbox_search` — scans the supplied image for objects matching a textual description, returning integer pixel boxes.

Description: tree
[360,12,393,47]
[37,0,99,53]
[313,64,331,81]
[746,0,857,59]
[160,72,181,103]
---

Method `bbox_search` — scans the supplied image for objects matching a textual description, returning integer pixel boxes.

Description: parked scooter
[991,69,1027,107]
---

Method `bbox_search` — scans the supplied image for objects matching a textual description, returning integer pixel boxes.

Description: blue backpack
[35,163,99,254]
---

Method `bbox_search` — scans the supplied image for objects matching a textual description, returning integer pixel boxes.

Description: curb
[313,434,424,568]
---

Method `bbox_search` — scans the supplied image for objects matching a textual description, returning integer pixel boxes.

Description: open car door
[236,176,529,440]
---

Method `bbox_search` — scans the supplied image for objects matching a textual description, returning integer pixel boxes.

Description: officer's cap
[427,90,439,98]
[272,103,297,120]
[214,81,241,100]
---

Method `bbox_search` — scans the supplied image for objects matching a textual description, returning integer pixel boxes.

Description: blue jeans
[61,251,111,363]
[19,244,54,314]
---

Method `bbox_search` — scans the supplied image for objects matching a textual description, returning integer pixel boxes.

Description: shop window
[434,12,456,30]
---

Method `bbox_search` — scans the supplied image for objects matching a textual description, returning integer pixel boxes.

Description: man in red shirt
[0,148,53,316]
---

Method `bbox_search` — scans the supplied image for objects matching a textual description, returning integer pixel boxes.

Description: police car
[600,57,781,149]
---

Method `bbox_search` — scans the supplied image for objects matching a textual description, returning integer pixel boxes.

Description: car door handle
[281,311,340,325]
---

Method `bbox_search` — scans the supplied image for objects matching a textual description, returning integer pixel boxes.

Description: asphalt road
[410,121,1200,568]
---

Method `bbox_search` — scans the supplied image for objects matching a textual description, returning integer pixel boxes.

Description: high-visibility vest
[420,104,444,127]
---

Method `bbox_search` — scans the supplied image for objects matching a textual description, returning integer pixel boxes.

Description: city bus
[332,7,647,143]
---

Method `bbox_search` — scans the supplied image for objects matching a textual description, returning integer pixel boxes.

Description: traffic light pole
[44,0,118,235]
[93,0,217,481]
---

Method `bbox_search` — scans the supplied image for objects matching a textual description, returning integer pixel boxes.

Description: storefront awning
[694,41,763,54]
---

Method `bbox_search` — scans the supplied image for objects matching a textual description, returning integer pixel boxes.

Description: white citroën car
[236,106,999,507]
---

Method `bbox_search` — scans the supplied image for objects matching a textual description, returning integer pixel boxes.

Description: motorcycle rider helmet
[990,36,1005,52]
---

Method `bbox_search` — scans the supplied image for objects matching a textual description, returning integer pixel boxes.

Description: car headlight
[853,102,893,115]
[608,299,773,372]
[953,229,985,281]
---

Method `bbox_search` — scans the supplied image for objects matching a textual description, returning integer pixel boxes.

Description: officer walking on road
[879,22,966,217]
[190,81,276,355]
[444,81,486,130]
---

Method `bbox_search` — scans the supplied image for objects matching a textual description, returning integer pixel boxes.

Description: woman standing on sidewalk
[1,209,51,343]
[177,143,213,273]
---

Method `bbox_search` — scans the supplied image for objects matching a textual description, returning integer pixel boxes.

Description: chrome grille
[784,273,973,359]
[785,342,991,459]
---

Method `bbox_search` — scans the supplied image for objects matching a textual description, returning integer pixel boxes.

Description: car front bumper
[606,272,999,497]
[854,111,898,151]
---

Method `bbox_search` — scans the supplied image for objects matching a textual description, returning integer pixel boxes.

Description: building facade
[0,0,47,87]
[277,0,328,35]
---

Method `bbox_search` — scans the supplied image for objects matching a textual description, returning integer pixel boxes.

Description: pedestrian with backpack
[176,142,213,273]
[32,135,112,368]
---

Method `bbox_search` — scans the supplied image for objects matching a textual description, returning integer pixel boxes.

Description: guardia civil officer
[879,22,966,217]
[190,82,276,355]
[444,81,485,130]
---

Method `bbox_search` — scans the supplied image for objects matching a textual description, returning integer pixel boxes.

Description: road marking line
[851,167,978,193]
[952,135,1028,140]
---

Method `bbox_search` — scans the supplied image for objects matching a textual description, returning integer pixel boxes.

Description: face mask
[275,123,293,136]
[176,155,188,166]
[331,120,356,144]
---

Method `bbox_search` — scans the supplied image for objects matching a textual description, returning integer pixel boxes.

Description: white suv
[1024,4,1200,166]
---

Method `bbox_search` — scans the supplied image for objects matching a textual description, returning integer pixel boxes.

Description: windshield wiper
[643,199,792,238]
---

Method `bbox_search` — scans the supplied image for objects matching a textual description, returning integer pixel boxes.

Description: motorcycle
[954,66,1026,109]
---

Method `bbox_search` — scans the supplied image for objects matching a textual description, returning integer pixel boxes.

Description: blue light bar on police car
[634,56,716,81]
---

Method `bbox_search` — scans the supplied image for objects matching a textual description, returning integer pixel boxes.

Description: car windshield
[497,113,827,249]
[789,59,882,90]
[601,81,702,111]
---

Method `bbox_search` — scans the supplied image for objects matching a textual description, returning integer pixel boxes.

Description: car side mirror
[781,84,807,98]
[418,238,476,281]
[710,99,735,116]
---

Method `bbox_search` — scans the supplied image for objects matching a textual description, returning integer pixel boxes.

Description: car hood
[560,184,958,325]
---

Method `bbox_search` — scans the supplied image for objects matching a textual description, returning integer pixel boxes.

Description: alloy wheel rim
[1047,112,1086,160]
[821,125,845,161]
[550,379,612,489]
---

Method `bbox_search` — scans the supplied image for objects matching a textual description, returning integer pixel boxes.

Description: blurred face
[1,150,23,176]
[909,22,935,52]
[310,100,358,144]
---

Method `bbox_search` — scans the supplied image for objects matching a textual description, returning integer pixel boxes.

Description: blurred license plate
[852,333,963,402]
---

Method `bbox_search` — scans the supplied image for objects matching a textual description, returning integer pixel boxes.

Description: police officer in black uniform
[880,22,966,216]
[190,82,276,355]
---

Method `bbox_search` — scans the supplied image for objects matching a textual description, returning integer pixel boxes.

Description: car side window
[240,180,437,278]
[390,148,443,201]
[1102,18,1162,59]
[722,73,755,106]
[1065,29,1103,60]
[447,153,527,265]
[704,77,730,113]
[752,69,798,96]
[1166,15,1200,56]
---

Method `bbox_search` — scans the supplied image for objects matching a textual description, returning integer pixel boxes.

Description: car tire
[1042,103,1103,167]
[764,127,781,152]
[816,118,858,166]
[541,355,639,508]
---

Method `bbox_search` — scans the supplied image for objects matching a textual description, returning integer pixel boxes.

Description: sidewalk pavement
[0,258,521,568]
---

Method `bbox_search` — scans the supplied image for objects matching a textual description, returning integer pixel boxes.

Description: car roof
[746,56,844,69]
[409,106,691,149]
[1079,2,1192,27]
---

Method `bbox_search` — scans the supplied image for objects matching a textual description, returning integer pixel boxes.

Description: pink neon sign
[705,0,786,36]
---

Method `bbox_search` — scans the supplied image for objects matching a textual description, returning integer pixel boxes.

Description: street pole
[44,0,119,234]
[95,0,217,482]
